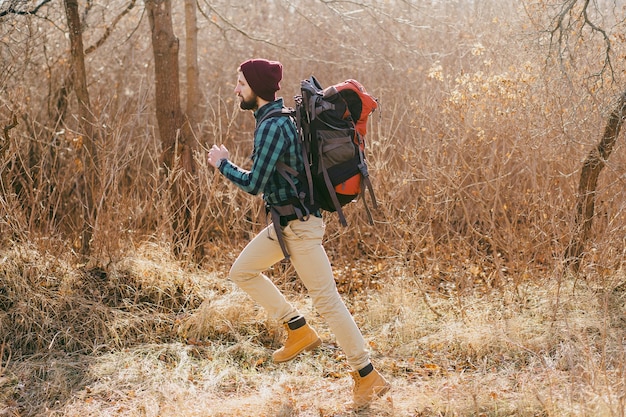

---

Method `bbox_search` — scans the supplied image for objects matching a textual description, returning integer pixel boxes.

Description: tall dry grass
[1,0,626,415]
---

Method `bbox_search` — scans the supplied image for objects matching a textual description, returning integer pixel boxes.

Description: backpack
[262,76,379,259]
[294,76,379,226]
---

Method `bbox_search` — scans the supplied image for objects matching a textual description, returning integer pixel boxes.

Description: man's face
[234,72,258,110]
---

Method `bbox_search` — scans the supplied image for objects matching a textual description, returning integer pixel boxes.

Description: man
[207,58,390,410]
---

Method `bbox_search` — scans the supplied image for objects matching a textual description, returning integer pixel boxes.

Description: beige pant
[229,215,370,371]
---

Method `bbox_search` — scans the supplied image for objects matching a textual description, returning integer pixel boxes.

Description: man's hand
[208,144,229,168]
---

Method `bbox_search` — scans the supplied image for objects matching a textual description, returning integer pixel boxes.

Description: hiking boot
[350,365,391,410]
[272,317,322,363]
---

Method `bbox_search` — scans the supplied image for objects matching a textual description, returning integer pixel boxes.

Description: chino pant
[229,215,370,371]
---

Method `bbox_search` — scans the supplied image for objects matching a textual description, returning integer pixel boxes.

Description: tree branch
[84,0,137,55]
[0,0,53,18]
[1,114,18,160]
[196,0,289,53]
[581,0,614,80]
[548,0,615,80]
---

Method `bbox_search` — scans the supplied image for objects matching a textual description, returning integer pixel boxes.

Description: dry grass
[1,244,625,416]
[2,0,626,416]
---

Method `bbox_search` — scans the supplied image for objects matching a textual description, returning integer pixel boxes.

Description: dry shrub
[0,244,206,358]
[178,289,274,345]
[0,352,94,417]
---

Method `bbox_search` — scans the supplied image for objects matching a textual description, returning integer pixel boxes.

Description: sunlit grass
[1,244,625,416]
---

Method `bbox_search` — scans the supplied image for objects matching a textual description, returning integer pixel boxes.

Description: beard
[239,94,258,110]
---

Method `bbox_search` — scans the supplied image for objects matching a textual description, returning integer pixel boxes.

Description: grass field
[1,243,625,416]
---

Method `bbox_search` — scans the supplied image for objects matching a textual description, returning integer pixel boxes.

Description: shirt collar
[254,98,284,120]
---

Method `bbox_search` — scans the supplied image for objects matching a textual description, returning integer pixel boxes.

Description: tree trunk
[64,0,98,256]
[145,0,205,261]
[565,90,626,271]
[184,0,201,128]
[145,0,188,171]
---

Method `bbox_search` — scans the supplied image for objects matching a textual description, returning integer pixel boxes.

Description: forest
[1,0,626,416]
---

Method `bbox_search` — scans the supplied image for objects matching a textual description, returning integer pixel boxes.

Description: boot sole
[273,337,322,363]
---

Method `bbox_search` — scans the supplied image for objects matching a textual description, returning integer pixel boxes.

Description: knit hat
[239,59,282,102]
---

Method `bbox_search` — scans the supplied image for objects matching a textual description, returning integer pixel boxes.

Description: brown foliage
[1,1,626,285]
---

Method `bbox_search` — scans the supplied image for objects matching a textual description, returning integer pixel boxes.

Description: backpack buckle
[358,162,370,178]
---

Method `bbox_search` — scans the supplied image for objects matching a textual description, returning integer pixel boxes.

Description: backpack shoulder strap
[260,102,315,208]
[255,107,304,198]
[256,107,294,128]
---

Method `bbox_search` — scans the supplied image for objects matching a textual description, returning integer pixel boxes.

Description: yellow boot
[272,317,321,363]
[350,365,391,410]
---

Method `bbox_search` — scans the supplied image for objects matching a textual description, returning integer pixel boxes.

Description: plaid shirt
[219,98,304,206]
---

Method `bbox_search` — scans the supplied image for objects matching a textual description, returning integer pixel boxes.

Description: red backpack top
[324,79,378,137]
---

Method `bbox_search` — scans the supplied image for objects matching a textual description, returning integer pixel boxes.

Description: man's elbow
[246,184,262,196]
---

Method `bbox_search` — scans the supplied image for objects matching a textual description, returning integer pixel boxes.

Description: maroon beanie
[239,59,282,102]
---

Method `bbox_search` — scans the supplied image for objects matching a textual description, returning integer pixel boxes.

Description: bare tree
[565,91,626,271]
[64,0,99,256]
[2,0,141,255]
[536,0,626,270]
[184,0,201,128]
[145,0,206,260]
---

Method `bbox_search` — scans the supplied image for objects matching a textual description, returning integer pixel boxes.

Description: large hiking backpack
[264,76,379,259]
[294,76,379,226]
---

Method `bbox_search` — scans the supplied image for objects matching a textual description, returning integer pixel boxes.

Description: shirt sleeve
[219,118,289,196]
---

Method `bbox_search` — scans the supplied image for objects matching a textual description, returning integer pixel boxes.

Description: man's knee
[310,288,343,313]
[229,261,258,284]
